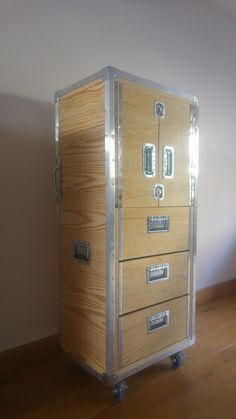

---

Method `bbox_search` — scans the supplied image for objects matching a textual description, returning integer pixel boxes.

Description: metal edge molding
[118,208,123,261]
[118,263,123,316]
[118,317,123,369]
[55,67,111,101]
[55,66,197,102]
[55,100,62,342]
[188,98,199,342]
[105,79,116,375]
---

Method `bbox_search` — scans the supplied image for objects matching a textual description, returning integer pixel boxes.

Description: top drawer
[120,207,189,260]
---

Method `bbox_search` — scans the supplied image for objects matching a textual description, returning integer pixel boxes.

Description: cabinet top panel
[55,66,198,104]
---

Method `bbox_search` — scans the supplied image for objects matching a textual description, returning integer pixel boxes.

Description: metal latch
[146,263,169,283]
[153,184,165,201]
[154,101,165,119]
[147,215,170,233]
[143,143,156,178]
[72,240,91,264]
[147,310,169,333]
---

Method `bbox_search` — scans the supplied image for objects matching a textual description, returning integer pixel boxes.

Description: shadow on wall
[0,94,58,352]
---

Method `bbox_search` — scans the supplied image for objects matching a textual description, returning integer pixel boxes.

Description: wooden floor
[1,292,236,419]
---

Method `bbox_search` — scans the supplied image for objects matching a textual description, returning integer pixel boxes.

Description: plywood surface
[121,206,189,260]
[121,296,188,368]
[59,80,106,373]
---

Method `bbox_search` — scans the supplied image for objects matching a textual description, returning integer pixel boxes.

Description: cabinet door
[157,93,191,207]
[120,80,160,208]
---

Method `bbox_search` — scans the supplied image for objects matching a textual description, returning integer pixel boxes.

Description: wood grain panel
[60,81,105,160]
[120,251,189,314]
[121,207,189,260]
[121,296,188,368]
[158,93,191,207]
[120,80,159,207]
[59,80,106,373]
[62,156,106,209]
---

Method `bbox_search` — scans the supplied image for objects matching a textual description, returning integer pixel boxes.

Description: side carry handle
[54,157,61,201]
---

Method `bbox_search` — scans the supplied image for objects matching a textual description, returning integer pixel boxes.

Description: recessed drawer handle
[143,143,156,178]
[72,240,91,264]
[163,146,174,179]
[147,215,170,233]
[147,263,169,283]
[147,310,169,333]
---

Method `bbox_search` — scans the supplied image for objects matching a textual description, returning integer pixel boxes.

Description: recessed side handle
[147,310,169,333]
[146,263,169,284]
[143,143,156,178]
[72,240,91,264]
[54,157,62,201]
[163,146,174,179]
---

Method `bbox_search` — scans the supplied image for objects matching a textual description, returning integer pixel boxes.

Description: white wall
[1,0,236,351]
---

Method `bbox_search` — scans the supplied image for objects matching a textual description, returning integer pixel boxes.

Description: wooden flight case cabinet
[54,67,199,400]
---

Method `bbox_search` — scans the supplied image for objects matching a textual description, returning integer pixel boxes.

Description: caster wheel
[113,381,128,401]
[170,352,185,368]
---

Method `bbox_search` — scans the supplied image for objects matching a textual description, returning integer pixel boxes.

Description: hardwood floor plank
[1,291,236,419]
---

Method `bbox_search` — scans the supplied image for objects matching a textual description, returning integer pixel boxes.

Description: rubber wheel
[113,381,127,401]
[170,352,184,368]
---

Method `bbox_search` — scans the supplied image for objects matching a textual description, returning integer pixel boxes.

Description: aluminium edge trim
[55,66,198,103]
[104,78,116,376]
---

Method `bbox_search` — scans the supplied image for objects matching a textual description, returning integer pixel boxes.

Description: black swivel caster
[170,351,185,368]
[113,381,128,401]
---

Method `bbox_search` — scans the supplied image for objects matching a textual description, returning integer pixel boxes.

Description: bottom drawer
[120,296,188,368]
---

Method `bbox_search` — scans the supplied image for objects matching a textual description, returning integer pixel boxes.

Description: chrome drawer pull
[143,143,156,178]
[147,310,169,333]
[163,146,174,179]
[147,215,170,233]
[147,263,169,284]
[72,240,91,264]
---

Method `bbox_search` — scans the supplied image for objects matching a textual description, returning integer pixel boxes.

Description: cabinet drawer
[120,251,189,314]
[120,296,188,368]
[120,207,189,260]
